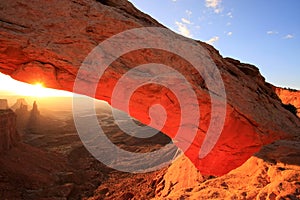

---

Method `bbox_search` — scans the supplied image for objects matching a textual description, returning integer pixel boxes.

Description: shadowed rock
[0,109,19,152]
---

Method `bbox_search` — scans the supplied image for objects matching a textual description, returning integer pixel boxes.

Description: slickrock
[154,139,300,199]
[275,87,300,117]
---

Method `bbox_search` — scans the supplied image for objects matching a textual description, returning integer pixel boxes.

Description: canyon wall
[0,0,299,175]
[0,108,19,152]
[0,99,8,110]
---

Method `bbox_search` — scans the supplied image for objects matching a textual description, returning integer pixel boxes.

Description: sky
[0,73,72,97]
[129,0,300,89]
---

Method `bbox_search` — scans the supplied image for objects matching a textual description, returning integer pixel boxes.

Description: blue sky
[129,0,300,89]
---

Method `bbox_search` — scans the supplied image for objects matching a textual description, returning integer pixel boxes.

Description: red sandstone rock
[155,139,300,199]
[0,0,299,175]
[275,87,300,117]
[0,109,19,152]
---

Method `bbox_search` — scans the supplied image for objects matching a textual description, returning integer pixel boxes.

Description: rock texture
[0,143,69,199]
[0,99,8,110]
[0,108,19,152]
[154,139,300,200]
[275,87,300,117]
[155,155,203,198]
[0,0,299,176]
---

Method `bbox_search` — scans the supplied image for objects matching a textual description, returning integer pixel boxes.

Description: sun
[25,82,73,97]
[17,82,72,97]
[31,83,48,97]
[0,73,72,97]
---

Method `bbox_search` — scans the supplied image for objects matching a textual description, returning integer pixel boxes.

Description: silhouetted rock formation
[0,0,299,176]
[27,101,41,132]
[11,98,28,111]
[14,101,30,132]
[0,107,19,152]
[13,99,41,133]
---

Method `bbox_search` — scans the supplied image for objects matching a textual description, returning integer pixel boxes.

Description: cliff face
[0,109,19,152]
[275,87,300,117]
[0,0,299,176]
[0,99,9,110]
